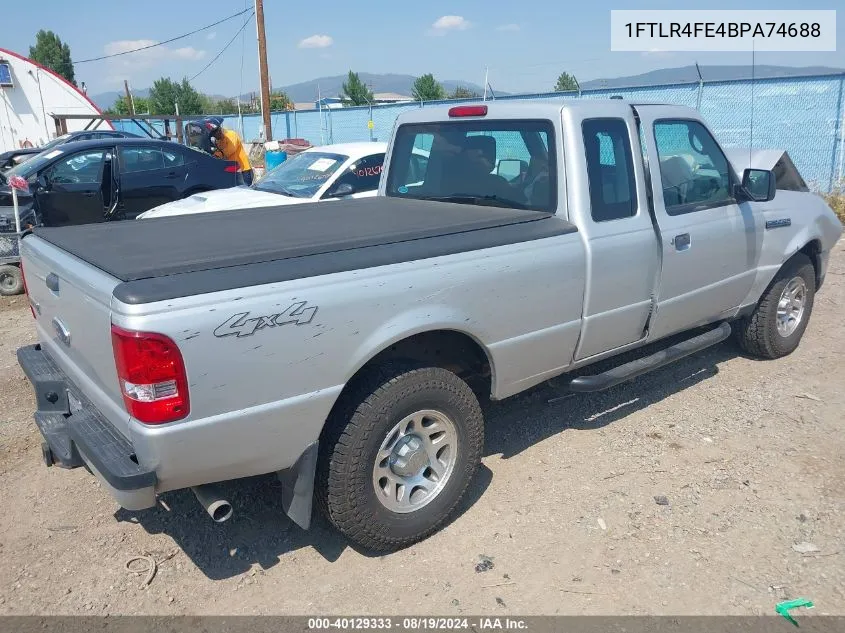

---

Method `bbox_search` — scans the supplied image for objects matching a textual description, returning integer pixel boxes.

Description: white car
[137,142,393,219]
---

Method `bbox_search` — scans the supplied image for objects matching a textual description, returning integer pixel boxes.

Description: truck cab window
[386,120,556,212]
[582,119,637,222]
[653,120,733,213]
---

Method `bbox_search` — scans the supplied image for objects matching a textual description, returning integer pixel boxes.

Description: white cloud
[641,48,674,59]
[428,15,471,36]
[207,31,217,40]
[298,34,333,49]
[102,39,206,71]
[496,23,520,32]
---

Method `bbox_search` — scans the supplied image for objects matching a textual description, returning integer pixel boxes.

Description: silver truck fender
[739,192,842,309]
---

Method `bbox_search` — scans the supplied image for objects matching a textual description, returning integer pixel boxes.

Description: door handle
[82,192,97,197]
[46,272,59,292]
[165,172,178,179]
[671,233,691,251]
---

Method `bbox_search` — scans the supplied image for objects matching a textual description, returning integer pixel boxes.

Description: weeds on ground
[823,191,845,223]
[813,178,845,223]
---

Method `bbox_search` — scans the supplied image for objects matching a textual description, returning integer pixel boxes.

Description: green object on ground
[776,598,814,626]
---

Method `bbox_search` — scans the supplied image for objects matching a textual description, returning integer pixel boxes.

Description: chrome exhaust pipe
[191,484,233,523]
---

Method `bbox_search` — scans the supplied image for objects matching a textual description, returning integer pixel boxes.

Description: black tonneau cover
[32,197,575,304]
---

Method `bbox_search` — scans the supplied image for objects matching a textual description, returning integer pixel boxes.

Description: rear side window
[163,148,185,167]
[119,147,165,173]
[582,119,636,222]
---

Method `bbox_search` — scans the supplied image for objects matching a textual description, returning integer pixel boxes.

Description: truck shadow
[115,338,739,580]
[484,339,738,458]
[114,463,494,580]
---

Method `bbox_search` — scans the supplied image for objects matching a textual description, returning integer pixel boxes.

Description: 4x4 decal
[213,301,318,338]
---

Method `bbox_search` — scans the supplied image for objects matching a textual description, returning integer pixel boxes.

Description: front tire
[735,253,816,359]
[0,265,23,296]
[317,363,484,552]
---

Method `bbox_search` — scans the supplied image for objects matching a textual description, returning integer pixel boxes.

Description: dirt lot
[1,247,844,616]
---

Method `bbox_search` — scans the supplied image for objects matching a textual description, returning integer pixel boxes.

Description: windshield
[39,134,72,151]
[4,147,67,181]
[253,151,348,198]
[385,119,556,212]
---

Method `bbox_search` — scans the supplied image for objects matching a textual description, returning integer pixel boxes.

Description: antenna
[694,61,703,110]
[749,41,756,165]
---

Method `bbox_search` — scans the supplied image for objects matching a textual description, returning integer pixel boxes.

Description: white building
[0,47,111,153]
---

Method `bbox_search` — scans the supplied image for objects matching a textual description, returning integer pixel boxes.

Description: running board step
[568,322,732,393]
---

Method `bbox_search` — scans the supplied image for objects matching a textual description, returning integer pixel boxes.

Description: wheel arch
[796,238,823,289]
[320,328,494,442]
[741,235,825,310]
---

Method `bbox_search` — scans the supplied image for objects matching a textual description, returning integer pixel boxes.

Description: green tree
[214,98,241,115]
[105,95,149,116]
[412,74,446,102]
[450,85,480,99]
[554,71,579,93]
[29,30,76,85]
[198,94,217,113]
[269,90,293,111]
[148,77,203,115]
[341,70,373,106]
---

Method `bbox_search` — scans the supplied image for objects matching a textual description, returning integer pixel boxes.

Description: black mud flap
[278,441,318,530]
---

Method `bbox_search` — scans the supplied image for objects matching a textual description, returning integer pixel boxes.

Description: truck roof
[394,99,699,124]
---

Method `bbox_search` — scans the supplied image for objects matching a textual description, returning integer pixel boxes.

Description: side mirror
[329,182,355,197]
[37,173,49,190]
[741,168,776,202]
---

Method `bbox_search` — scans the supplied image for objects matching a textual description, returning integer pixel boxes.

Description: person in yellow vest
[207,118,254,185]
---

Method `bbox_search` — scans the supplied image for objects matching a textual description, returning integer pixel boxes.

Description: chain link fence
[220,72,845,192]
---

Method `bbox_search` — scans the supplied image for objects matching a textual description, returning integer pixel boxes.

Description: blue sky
[4,0,843,99]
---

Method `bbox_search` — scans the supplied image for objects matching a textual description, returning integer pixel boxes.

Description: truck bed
[31,197,575,304]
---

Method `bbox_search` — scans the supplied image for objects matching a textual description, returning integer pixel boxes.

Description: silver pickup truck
[16,100,843,552]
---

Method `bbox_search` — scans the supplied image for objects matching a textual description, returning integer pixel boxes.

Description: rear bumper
[16,344,157,510]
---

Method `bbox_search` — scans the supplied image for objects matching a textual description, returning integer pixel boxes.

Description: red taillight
[111,325,190,424]
[224,164,239,173]
[20,261,35,319]
[448,105,488,118]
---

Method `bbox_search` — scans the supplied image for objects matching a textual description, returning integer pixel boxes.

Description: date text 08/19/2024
[307,618,529,630]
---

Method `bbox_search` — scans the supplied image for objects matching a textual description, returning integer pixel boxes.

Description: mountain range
[278,73,491,103]
[580,64,843,89]
[90,64,843,110]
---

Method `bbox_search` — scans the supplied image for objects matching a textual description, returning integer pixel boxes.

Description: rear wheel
[317,363,484,552]
[735,253,815,359]
[0,265,23,296]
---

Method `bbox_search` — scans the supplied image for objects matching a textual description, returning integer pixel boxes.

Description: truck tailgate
[21,235,130,438]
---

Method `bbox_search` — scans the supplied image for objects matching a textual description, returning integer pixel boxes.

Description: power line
[189,12,254,82]
[73,7,252,63]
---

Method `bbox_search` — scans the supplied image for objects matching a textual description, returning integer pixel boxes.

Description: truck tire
[317,363,484,552]
[735,253,815,359]
[0,265,23,296]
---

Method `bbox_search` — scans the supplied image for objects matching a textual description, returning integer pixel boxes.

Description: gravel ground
[0,246,843,616]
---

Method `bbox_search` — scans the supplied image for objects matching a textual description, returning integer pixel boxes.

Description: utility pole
[123,80,135,115]
[255,0,272,141]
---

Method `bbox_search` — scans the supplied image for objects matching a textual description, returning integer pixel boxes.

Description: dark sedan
[0,129,140,172]
[0,138,241,228]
